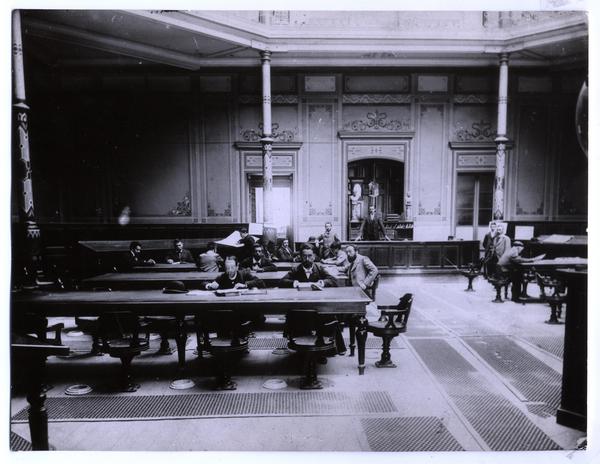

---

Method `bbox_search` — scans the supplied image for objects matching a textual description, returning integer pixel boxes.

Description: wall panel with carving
[452,105,496,142]
[416,104,445,218]
[342,105,412,132]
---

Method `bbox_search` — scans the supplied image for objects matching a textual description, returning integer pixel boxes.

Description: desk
[556,269,587,431]
[131,263,198,272]
[514,258,587,303]
[82,269,348,289]
[12,287,371,374]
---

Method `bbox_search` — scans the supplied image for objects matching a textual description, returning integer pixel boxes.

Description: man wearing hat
[497,240,544,301]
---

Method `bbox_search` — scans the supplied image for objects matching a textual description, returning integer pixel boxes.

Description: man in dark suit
[238,227,256,262]
[317,221,340,259]
[123,241,156,269]
[279,244,337,288]
[165,239,194,264]
[240,243,277,272]
[357,205,390,241]
[205,256,265,290]
[276,238,295,262]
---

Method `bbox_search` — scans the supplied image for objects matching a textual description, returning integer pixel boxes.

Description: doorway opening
[455,172,494,241]
[347,158,404,239]
[248,175,293,241]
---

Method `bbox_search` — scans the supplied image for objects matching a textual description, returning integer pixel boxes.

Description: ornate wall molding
[453,120,495,142]
[342,94,413,104]
[418,201,441,216]
[240,122,298,142]
[456,153,496,168]
[453,94,496,104]
[516,200,544,216]
[238,94,299,104]
[343,109,411,132]
[169,192,192,216]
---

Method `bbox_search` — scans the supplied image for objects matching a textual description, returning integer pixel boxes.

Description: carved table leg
[174,316,188,378]
[356,316,368,375]
[26,355,50,451]
[348,322,356,357]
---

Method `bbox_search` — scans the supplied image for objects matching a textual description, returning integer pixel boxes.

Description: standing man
[165,239,194,264]
[492,222,511,271]
[316,221,340,260]
[196,241,224,272]
[238,227,256,263]
[356,206,390,241]
[340,245,379,295]
[481,221,498,278]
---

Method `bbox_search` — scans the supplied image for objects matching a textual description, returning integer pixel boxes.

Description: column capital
[499,52,509,64]
[260,50,272,62]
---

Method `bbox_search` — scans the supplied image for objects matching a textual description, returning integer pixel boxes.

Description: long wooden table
[12,287,371,374]
[81,269,348,289]
[132,262,296,272]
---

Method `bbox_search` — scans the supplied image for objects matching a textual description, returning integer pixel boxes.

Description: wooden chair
[368,293,412,368]
[201,310,252,390]
[286,310,339,389]
[536,273,567,324]
[97,311,150,392]
[488,274,510,303]
[12,312,64,346]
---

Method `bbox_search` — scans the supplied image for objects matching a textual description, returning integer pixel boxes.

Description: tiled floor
[9,275,588,455]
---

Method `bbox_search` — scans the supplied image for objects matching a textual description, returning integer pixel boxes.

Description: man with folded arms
[279,244,338,289]
[240,243,277,272]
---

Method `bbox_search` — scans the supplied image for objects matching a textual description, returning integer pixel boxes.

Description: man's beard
[302,261,312,269]
[348,255,356,262]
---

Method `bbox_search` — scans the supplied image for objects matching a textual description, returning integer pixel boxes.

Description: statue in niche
[349,182,363,222]
[368,179,380,208]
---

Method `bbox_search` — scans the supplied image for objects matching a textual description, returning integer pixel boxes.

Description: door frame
[235,142,301,242]
[338,131,414,241]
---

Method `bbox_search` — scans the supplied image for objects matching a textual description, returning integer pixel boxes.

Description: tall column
[493,52,509,220]
[260,50,274,225]
[12,10,42,280]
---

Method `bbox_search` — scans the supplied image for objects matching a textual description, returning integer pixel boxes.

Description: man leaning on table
[165,239,194,264]
[205,256,265,290]
[123,241,156,269]
[279,243,337,289]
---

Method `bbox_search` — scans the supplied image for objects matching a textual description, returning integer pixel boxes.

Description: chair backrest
[98,311,141,342]
[202,310,250,341]
[395,293,413,326]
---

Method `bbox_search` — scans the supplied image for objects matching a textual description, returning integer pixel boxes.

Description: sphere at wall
[575,80,588,157]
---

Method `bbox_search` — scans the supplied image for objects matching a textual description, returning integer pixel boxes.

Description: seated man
[279,244,346,354]
[340,245,378,294]
[240,243,277,272]
[276,238,295,262]
[123,241,156,269]
[279,244,337,288]
[497,240,543,302]
[196,241,224,272]
[306,236,321,261]
[165,239,194,264]
[205,256,265,290]
[321,241,349,267]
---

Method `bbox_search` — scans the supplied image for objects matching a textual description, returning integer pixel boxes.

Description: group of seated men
[124,233,379,295]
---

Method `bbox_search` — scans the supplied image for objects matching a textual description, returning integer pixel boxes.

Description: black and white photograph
[5,1,597,461]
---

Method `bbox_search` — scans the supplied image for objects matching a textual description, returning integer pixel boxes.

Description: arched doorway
[347,158,405,239]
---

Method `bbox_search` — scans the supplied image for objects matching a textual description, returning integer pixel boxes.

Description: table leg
[174,316,187,378]
[348,322,356,357]
[356,316,367,375]
[26,355,50,451]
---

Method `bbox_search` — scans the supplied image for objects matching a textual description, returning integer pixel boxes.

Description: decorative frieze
[417,75,448,92]
[418,202,441,216]
[457,153,496,168]
[244,153,294,169]
[240,122,297,142]
[238,94,299,104]
[343,109,411,132]
[309,201,333,216]
[454,120,495,142]
[348,144,406,160]
[516,200,544,216]
[342,94,413,104]
[305,76,336,92]
[453,94,495,104]
[207,201,232,217]
[344,75,409,93]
